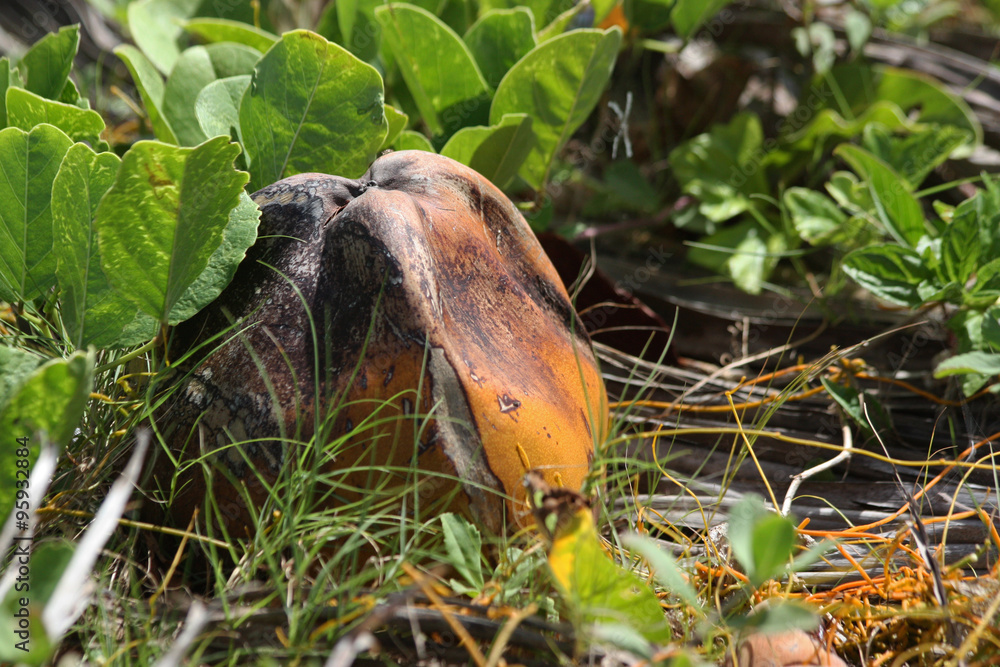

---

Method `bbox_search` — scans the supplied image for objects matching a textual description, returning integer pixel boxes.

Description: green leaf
[394,130,435,152]
[940,202,980,284]
[624,0,674,33]
[380,104,408,152]
[935,351,1000,378]
[240,30,387,190]
[820,377,892,436]
[826,170,875,215]
[329,0,386,62]
[164,44,261,146]
[789,64,981,157]
[621,533,702,611]
[440,113,534,189]
[0,124,74,303]
[463,8,536,90]
[95,137,249,324]
[687,220,786,295]
[783,187,847,246]
[0,57,15,127]
[440,513,485,593]
[862,124,970,190]
[18,25,79,101]
[726,600,818,634]
[973,258,1000,304]
[876,66,982,155]
[952,174,1000,262]
[750,514,796,586]
[728,495,797,587]
[127,0,201,74]
[491,27,622,190]
[479,0,574,34]
[0,350,94,452]
[52,143,149,348]
[195,75,250,144]
[844,9,872,51]
[671,0,733,38]
[167,190,260,323]
[0,347,44,408]
[670,113,770,222]
[114,45,177,144]
[375,4,490,137]
[842,245,931,307]
[6,88,106,148]
[834,144,925,247]
[183,18,279,53]
[980,304,1000,349]
[0,352,94,576]
[548,509,672,645]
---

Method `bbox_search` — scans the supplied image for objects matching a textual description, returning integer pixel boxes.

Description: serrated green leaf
[240,30,387,190]
[183,18,278,53]
[95,136,249,324]
[52,143,150,348]
[114,45,177,144]
[671,0,734,39]
[164,44,261,146]
[195,75,250,144]
[441,513,485,592]
[375,4,490,137]
[6,88,106,148]
[127,0,201,75]
[491,27,621,190]
[0,124,74,302]
[18,25,79,101]
[394,130,434,152]
[835,144,925,247]
[463,8,536,90]
[842,245,931,307]
[440,113,534,189]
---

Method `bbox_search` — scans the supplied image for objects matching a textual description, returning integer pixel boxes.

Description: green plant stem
[94,338,157,374]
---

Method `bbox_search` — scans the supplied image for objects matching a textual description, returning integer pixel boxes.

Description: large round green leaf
[239,30,387,190]
[95,136,250,325]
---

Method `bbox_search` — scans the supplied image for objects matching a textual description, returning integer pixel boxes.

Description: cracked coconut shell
[151,150,608,536]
